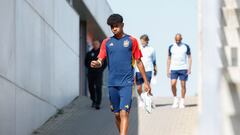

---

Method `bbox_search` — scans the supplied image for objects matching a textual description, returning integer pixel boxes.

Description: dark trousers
[88,73,103,106]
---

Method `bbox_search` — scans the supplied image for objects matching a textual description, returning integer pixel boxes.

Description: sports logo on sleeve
[110,42,114,46]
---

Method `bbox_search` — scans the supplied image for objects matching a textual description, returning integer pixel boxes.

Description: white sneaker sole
[179,105,185,109]
[172,105,179,108]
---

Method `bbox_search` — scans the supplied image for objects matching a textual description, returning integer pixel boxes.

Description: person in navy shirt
[91,14,151,135]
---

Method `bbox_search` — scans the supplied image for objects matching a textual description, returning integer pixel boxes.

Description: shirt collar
[142,44,149,48]
[174,42,183,46]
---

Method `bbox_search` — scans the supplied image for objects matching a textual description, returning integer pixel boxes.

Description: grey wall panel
[0,0,16,134]
[25,0,79,55]
[15,0,79,107]
[16,87,56,135]
[24,0,55,26]
[15,0,54,100]
[0,0,79,134]
[0,0,16,82]
[12,0,79,134]
[54,0,79,55]
[0,78,16,135]
[52,34,79,108]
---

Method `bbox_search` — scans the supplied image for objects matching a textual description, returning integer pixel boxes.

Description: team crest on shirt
[125,105,129,109]
[123,40,129,47]
[109,42,114,46]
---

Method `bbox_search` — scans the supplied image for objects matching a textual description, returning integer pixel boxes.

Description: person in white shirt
[167,33,192,108]
[135,34,157,107]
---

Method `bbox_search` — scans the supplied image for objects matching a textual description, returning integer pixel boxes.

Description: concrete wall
[219,0,240,134]
[199,0,240,134]
[198,0,223,134]
[82,0,113,36]
[0,0,79,135]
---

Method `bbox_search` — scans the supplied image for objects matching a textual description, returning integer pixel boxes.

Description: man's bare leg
[171,79,177,96]
[119,110,129,135]
[179,80,186,108]
[115,113,121,132]
[137,84,142,96]
[180,80,186,98]
[171,79,179,108]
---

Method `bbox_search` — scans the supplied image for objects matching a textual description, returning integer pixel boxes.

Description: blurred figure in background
[85,40,106,110]
[135,34,157,107]
[167,34,192,109]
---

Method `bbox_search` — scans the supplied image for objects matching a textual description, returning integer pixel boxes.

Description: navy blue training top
[98,35,142,86]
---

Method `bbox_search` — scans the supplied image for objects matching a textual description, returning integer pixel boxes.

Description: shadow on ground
[155,103,198,108]
[33,97,139,135]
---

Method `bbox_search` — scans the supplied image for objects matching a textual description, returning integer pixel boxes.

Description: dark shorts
[170,70,188,81]
[108,86,132,113]
[135,71,152,85]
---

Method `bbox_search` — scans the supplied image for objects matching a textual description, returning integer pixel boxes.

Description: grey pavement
[32,96,198,135]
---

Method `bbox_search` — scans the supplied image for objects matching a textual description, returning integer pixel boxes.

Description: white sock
[180,98,185,103]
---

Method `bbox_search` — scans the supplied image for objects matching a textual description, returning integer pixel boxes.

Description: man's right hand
[90,60,101,68]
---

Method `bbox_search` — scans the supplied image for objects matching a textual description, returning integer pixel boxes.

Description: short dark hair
[107,14,123,26]
[175,33,182,37]
[140,34,149,42]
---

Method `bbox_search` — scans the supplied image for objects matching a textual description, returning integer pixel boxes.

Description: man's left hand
[144,82,152,96]
[187,69,191,75]
[154,68,157,76]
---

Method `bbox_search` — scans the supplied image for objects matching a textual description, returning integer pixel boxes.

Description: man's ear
[122,23,124,27]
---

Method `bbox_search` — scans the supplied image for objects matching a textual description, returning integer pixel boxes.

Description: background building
[219,0,240,134]
[0,0,112,135]
[199,0,240,134]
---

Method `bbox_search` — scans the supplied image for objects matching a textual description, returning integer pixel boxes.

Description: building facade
[199,0,240,134]
[0,0,112,135]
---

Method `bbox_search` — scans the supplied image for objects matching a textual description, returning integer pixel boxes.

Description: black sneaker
[95,105,100,110]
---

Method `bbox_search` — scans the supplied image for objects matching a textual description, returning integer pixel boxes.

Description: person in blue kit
[91,14,151,135]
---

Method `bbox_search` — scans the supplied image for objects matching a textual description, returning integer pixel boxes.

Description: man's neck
[93,48,99,51]
[114,32,125,39]
[142,44,148,48]
[176,42,182,46]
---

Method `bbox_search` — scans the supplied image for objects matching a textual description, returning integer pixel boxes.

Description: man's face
[110,23,124,35]
[175,35,182,44]
[140,39,148,47]
[92,41,100,50]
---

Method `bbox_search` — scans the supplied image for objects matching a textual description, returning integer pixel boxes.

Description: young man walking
[167,34,192,108]
[91,14,151,135]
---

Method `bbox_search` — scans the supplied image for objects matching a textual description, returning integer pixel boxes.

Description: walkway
[33,96,198,135]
